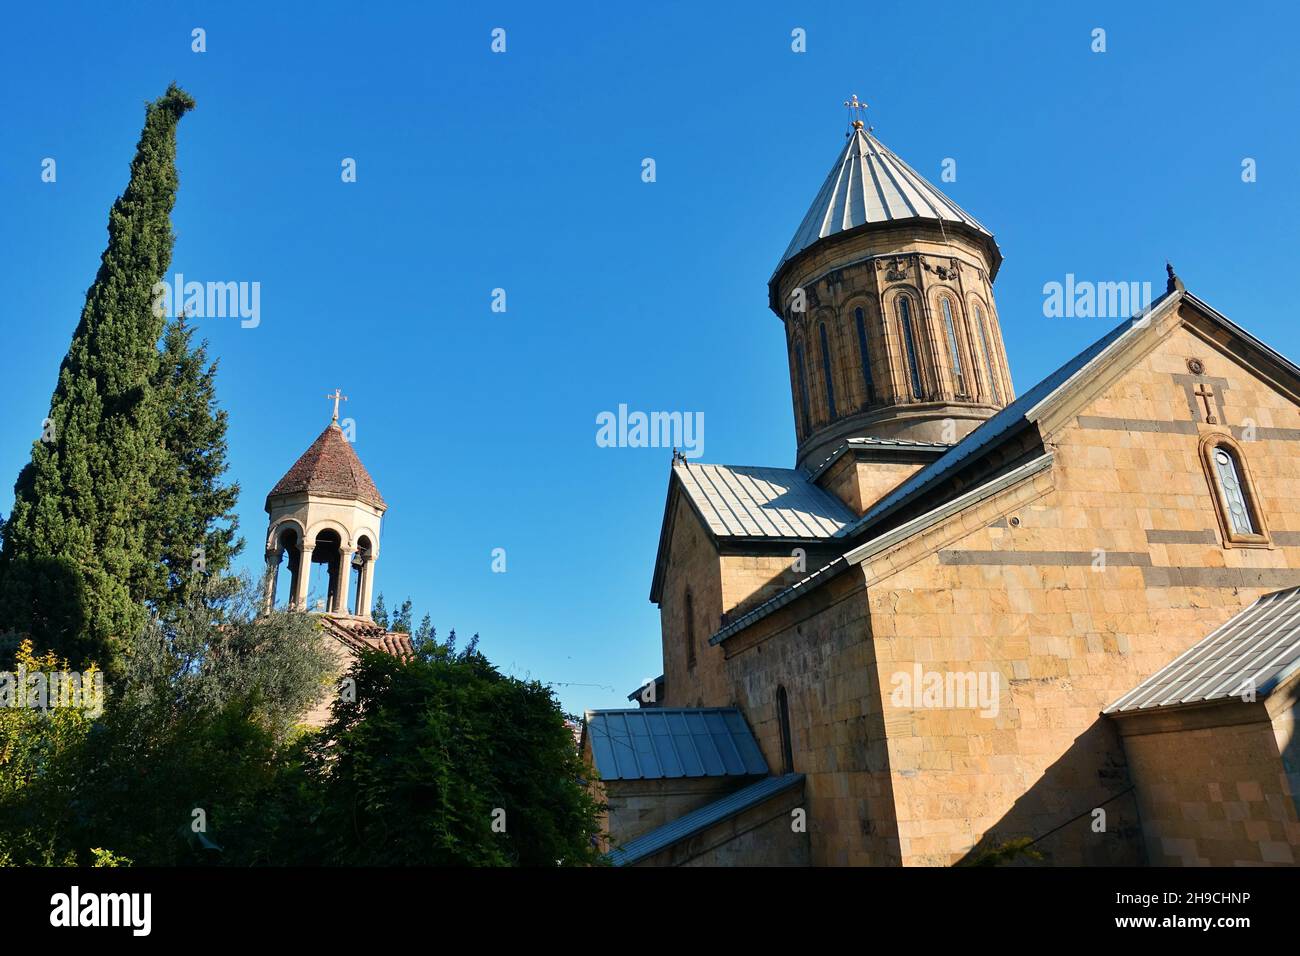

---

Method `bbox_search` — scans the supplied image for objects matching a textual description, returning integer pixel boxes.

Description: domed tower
[771,99,1014,471]
[262,390,386,619]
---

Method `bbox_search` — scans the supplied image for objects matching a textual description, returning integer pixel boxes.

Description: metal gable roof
[584,708,768,781]
[776,127,992,274]
[607,773,804,866]
[1105,588,1300,714]
[674,462,856,539]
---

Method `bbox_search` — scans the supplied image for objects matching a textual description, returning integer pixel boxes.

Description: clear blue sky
[2,2,1297,715]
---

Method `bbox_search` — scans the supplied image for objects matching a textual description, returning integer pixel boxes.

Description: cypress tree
[143,313,242,621]
[0,85,195,671]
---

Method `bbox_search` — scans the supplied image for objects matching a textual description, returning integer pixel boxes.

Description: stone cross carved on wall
[1174,369,1228,427]
[1194,383,1218,425]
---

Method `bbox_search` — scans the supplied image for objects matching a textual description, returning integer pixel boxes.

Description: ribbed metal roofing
[777,127,991,271]
[1105,587,1300,714]
[585,708,768,781]
[608,773,804,866]
[675,462,855,539]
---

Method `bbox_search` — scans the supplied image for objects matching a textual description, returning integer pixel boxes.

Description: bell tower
[262,390,387,619]
[772,97,1014,471]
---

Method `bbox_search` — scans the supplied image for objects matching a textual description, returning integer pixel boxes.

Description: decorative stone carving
[877,255,910,282]
[924,256,961,281]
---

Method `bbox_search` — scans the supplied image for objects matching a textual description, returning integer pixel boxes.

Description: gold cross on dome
[326,388,348,422]
[844,94,869,130]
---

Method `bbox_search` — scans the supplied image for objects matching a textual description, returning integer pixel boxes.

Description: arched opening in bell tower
[269,526,301,610]
[310,530,343,613]
[349,535,374,616]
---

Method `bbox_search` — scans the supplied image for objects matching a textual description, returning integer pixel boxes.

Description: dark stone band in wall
[1141,566,1300,589]
[1074,414,1300,442]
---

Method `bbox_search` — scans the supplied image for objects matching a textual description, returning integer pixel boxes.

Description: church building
[583,103,1300,867]
[261,391,412,724]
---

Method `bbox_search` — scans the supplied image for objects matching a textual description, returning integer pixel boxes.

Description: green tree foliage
[0,642,102,865]
[143,314,242,622]
[389,597,412,634]
[413,613,433,649]
[371,593,389,629]
[256,641,603,866]
[962,836,1044,867]
[2,590,600,866]
[0,577,332,866]
[0,85,195,672]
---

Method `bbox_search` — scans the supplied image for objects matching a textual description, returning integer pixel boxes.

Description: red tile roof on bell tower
[266,423,386,512]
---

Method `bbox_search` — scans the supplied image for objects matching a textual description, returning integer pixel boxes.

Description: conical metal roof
[776,127,992,273]
[266,422,386,511]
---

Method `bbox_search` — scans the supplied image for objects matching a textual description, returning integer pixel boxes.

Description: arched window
[854,306,875,404]
[940,296,965,396]
[776,686,793,774]
[684,589,697,669]
[819,322,837,419]
[1214,449,1254,533]
[794,341,811,435]
[974,303,1001,404]
[897,296,923,399]
[1200,435,1268,547]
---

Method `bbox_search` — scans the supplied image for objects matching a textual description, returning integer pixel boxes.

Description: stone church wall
[703,307,1300,866]
[658,494,838,709]
[658,495,727,708]
[818,452,926,516]
[629,778,810,867]
[1115,701,1300,866]
[718,570,901,866]
[301,633,356,728]
[602,776,752,849]
[857,311,1300,865]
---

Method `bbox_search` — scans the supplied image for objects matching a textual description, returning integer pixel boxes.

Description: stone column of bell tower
[771,117,1014,472]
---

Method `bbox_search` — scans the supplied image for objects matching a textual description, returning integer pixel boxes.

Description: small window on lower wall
[1199,433,1270,548]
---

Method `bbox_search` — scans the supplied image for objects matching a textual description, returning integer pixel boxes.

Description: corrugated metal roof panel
[584,707,768,781]
[608,773,805,866]
[777,127,991,272]
[1105,587,1300,714]
[675,462,856,540]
